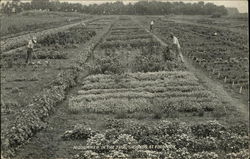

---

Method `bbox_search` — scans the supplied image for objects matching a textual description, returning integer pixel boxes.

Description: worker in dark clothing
[150,20,154,32]
[26,36,37,64]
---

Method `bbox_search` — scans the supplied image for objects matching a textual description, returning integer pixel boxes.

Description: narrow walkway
[132,17,248,121]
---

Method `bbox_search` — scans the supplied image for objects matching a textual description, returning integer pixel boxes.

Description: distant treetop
[0,0,228,15]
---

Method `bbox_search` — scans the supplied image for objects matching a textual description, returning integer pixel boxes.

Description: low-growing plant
[90,53,125,74]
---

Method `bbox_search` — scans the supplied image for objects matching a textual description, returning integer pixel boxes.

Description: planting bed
[63,71,247,159]
[71,71,222,115]
[136,16,249,99]
[90,16,186,74]
[2,15,248,159]
[1,16,116,157]
[0,11,92,39]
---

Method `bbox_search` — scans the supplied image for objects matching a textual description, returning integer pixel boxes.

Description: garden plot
[137,16,249,96]
[1,25,97,125]
[102,18,158,48]
[7,16,248,159]
[1,16,117,157]
[90,18,185,74]
[70,71,223,116]
[65,71,248,159]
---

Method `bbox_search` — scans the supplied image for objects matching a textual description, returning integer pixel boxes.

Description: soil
[3,15,248,159]
[135,17,248,122]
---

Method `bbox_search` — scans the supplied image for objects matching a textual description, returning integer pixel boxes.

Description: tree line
[1,0,227,16]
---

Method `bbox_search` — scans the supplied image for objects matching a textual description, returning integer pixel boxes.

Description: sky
[1,0,248,13]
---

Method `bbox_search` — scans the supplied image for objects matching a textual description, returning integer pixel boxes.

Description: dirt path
[12,17,118,159]
[133,17,248,121]
[183,57,249,121]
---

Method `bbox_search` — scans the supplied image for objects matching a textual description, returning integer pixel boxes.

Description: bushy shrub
[219,133,248,152]
[107,150,129,158]
[131,150,162,158]
[139,135,164,145]
[89,52,125,74]
[40,26,96,47]
[192,151,219,159]
[105,129,121,141]
[133,53,165,72]
[132,44,185,72]
[86,133,109,153]
[61,124,95,140]
[104,119,125,129]
[74,150,99,159]
[226,149,249,159]
[190,120,226,137]
[35,50,67,59]
[112,134,138,146]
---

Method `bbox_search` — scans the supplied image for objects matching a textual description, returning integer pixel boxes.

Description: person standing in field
[150,20,154,32]
[26,36,37,64]
[170,33,184,62]
[81,22,86,27]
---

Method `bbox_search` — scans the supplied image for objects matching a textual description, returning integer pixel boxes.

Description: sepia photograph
[0,0,249,158]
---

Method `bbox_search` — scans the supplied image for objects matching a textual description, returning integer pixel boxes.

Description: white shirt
[27,40,35,49]
[151,21,154,25]
[173,36,180,49]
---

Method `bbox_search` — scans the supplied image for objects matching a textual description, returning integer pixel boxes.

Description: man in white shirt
[81,22,86,27]
[170,33,184,62]
[150,20,154,32]
[26,36,37,64]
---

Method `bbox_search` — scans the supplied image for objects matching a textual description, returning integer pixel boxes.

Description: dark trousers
[26,48,33,63]
[150,25,153,32]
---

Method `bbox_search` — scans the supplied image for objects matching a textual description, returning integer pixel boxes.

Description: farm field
[135,15,249,104]
[1,15,249,159]
[1,15,116,157]
[168,15,248,34]
[0,10,92,38]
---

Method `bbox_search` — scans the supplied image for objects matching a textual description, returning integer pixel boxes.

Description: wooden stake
[224,77,227,83]
[232,81,234,87]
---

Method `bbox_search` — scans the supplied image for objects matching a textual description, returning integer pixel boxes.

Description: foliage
[1,70,78,157]
[61,124,95,140]
[39,26,96,47]
[61,120,248,158]
[88,52,125,75]
[1,1,228,15]
[226,149,249,159]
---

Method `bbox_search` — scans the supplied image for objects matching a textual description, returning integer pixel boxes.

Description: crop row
[140,17,249,94]
[100,39,160,49]
[70,97,217,114]
[84,71,197,82]
[69,71,222,114]
[1,17,117,158]
[65,120,248,158]
[106,34,151,41]
[1,17,101,53]
[91,17,185,75]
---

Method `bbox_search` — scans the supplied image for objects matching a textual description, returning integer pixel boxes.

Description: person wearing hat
[81,22,86,27]
[150,20,154,32]
[26,36,37,64]
[170,33,184,62]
